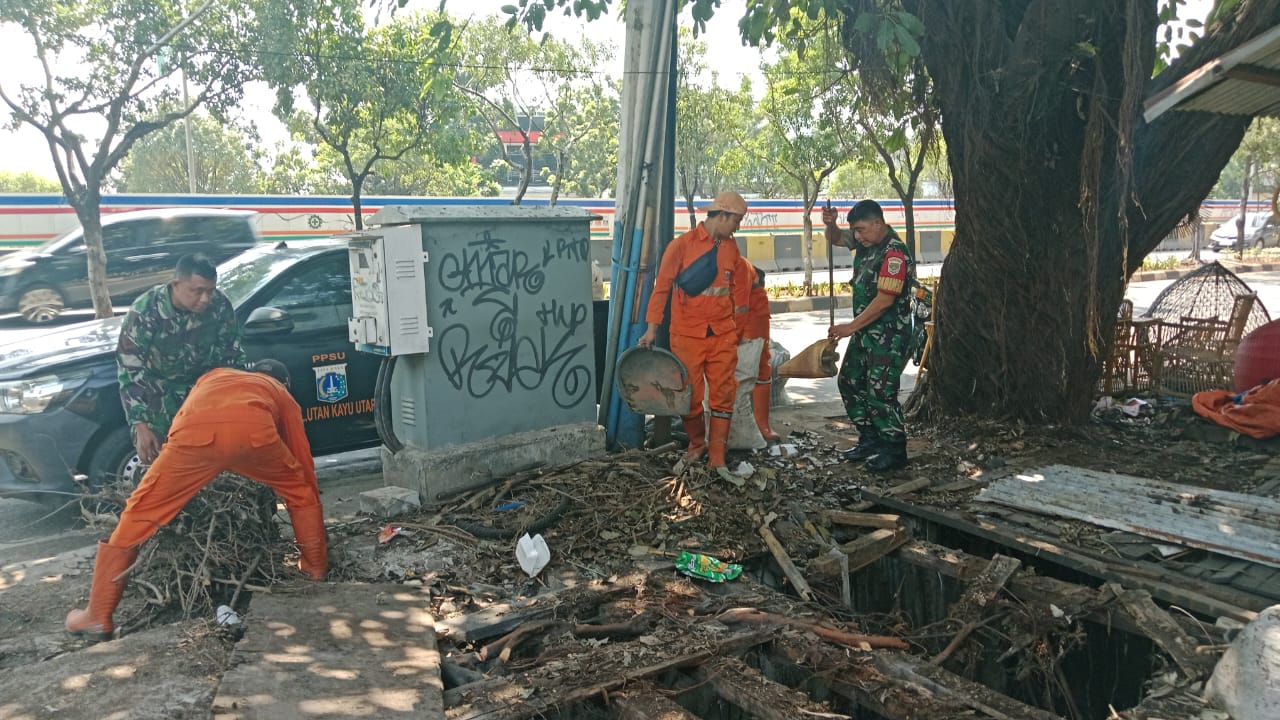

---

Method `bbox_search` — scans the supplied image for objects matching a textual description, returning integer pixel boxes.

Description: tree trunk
[1238,156,1253,260]
[351,175,365,231]
[801,179,815,293]
[550,149,564,206]
[901,196,916,262]
[77,187,114,320]
[899,0,1277,421]
[514,136,533,205]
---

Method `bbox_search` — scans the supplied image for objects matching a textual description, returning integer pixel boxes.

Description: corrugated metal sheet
[1144,24,1280,121]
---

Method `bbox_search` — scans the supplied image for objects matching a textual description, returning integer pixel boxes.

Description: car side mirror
[244,306,294,336]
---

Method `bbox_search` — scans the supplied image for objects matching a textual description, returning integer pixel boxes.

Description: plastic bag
[674,550,742,583]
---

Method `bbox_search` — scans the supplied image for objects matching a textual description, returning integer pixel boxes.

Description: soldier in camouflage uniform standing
[822,200,915,471]
[117,254,246,465]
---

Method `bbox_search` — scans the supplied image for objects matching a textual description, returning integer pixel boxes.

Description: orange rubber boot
[65,541,139,641]
[752,383,781,442]
[708,415,744,487]
[673,413,707,474]
[289,504,329,580]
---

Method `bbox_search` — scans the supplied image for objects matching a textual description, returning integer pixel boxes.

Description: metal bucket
[614,347,692,417]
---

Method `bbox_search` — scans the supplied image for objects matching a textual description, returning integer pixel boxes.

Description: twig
[716,607,908,650]
[928,611,1007,667]
[228,551,263,608]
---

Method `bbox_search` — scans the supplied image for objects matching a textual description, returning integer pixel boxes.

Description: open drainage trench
[443,507,1191,720]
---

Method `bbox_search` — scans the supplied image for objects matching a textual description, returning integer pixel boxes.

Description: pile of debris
[79,473,302,634]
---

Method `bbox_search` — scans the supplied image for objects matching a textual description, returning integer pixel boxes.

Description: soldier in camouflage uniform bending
[822,200,915,471]
[117,254,246,465]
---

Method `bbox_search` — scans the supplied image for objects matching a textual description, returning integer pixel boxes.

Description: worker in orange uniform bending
[66,360,329,641]
[738,256,781,443]
[639,191,750,484]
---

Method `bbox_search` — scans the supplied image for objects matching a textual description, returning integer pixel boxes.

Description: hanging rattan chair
[1142,261,1271,333]
[1142,262,1271,395]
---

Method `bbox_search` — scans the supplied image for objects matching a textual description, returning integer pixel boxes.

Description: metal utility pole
[599,0,678,448]
[182,67,197,193]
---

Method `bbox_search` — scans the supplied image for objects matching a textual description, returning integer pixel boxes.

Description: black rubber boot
[865,438,908,472]
[841,426,880,462]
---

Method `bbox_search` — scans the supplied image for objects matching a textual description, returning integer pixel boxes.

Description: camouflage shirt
[850,228,915,330]
[116,284,246,437]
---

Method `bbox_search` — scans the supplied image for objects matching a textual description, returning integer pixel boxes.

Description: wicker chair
[1156,292,1257,396]
[1097,300,1162,397]
[1098,300,1135,397]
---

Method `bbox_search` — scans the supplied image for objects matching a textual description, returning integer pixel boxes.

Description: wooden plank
[1108,583,1213,680]
[863,491,1261,623]
[447,630,772,720]
[892,540,1222,644]
[613,688,700,720]
[771,637,1064,720]
[933,477,984,493]
[894,539,984,580]
[759,525,814,601]
[951,554,1021,621]
[885,477,932,496]
[435,576,638,642]
[978,465,1280,567]
[822,510,901,529]
[808,527,911,579]
[698,657,839,720]
[934,554,1021,669]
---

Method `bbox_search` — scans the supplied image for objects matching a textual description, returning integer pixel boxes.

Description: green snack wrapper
[674,550,742,582]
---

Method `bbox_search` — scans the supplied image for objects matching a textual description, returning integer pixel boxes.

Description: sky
[0,1,1215,183]
[0,0,771,181]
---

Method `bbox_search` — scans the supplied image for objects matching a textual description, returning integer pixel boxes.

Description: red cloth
[1235,319,1280,392]
[1193,379,1280,439]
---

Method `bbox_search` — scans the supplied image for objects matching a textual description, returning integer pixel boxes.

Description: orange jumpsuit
[738,258,772,382]
[647,223,748,417]
[111,368,323,551]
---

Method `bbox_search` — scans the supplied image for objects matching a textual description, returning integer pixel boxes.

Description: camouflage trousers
[837,327,909,441]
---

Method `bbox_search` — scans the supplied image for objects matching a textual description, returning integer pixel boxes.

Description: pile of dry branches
[82,473,298,629]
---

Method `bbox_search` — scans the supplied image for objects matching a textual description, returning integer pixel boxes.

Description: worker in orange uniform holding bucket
[737,256,781,443]
[65,360,328,641]
[639,191,750,484]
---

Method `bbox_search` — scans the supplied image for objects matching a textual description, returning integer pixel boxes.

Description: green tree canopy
[674,31,757,228]
[113,110,264,193]
[1,0,263,317]
[262,0,459,227]
[758,9,857,290]
[0,171,61,193]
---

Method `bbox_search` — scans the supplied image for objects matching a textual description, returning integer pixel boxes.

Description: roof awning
[1144,24,1280,122]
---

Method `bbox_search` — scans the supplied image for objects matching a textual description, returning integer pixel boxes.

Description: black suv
[0,208,260,324]
[0,239,381,505]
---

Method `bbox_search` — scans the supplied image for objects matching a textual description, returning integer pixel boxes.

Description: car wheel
[86,427,146,494]
[17,285,65,324]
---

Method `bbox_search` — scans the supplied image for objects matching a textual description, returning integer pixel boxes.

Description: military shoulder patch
[887,257,903,275]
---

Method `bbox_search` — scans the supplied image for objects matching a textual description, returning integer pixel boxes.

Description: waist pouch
[675,238,721,296]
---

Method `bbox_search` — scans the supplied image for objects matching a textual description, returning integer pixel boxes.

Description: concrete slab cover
[212,583,442,719]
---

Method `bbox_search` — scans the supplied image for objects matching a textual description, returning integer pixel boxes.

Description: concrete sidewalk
[213,583,443,719]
